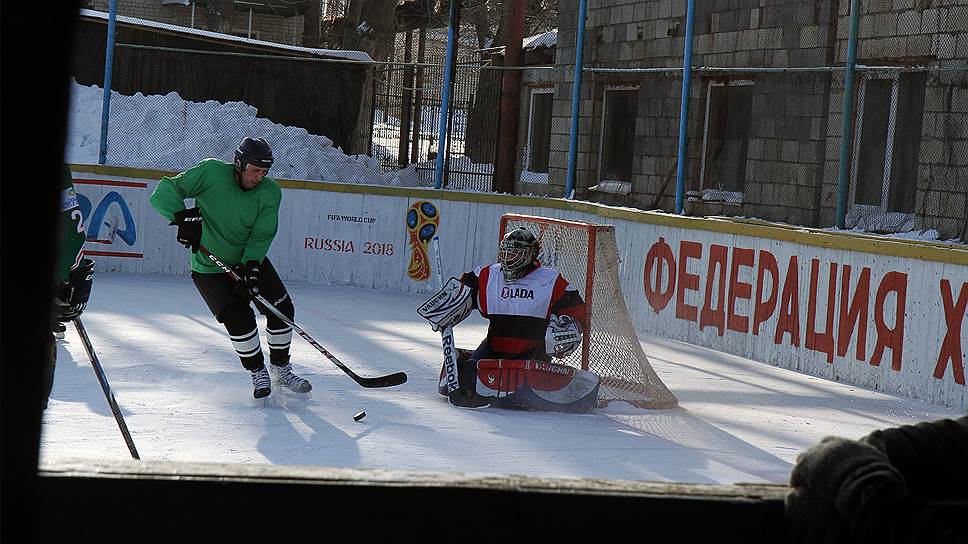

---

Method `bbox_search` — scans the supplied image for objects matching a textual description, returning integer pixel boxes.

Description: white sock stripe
[265,326,292,335]
[229,328,259,342]
[266,328,292,349]
[236,345,262,358]
[231,334,262,356]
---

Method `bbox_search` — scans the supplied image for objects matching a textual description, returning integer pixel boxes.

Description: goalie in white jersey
[418,228,601,411]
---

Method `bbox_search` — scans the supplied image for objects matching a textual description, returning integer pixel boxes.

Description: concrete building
[516,0,967,240]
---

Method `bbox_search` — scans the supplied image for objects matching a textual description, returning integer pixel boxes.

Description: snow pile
[66,80,426,186]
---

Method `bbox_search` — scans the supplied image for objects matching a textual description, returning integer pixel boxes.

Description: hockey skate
[251,366,271,399]
[269,362,312,393]
[52,322,66,340]
[448,387,491,409]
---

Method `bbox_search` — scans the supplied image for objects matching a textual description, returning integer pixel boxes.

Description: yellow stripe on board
[70,163,968,266]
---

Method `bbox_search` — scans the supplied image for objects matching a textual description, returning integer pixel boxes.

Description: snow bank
[65,80,426,186]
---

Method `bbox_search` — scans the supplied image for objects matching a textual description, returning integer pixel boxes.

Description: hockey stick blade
[199,246,408,389]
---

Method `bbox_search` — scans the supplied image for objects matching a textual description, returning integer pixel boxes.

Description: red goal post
[499,213,678,409]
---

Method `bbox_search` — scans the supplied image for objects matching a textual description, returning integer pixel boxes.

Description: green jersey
[149,158,282,274]
[57,164,86,283]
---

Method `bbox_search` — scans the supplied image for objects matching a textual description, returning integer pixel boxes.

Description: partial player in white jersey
[418,227,601,411]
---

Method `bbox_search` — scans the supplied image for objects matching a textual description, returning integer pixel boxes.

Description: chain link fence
[71,1,966,243]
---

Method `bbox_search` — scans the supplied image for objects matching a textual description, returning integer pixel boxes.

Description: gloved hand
[545,314,582,357]
[54,258,95,322]
[170,207,203,253]
[242,260,262,297]
[786,436,908,543]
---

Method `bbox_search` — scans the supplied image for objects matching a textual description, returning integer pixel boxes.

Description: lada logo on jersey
[500,287,534,300]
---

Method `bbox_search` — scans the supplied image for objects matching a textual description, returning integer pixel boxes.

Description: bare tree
[303,0,322,47]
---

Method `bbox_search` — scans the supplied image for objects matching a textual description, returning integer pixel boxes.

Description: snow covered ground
[40,272,961,484]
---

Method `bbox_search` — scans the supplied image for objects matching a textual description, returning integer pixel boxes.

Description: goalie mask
[498,228,539,281]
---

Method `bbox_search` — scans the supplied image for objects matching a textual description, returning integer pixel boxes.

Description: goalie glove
[545,314,582,358]
[417,277,474,332]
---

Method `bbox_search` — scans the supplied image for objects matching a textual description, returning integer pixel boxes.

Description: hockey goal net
[500,213,678,409]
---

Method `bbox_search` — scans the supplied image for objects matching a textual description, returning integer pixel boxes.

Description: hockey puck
[353,411,366,421]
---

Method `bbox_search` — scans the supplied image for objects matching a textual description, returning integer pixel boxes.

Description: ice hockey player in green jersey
[47,163,95,409]
[149,137,311,400]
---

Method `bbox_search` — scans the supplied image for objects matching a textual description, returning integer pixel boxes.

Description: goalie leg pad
[474,359,601,414]
[438,348,475,397]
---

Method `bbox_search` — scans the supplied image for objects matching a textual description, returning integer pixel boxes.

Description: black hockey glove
[242,260,262,297]
[54,258,95,322]
[786,436,907,543]
[170,207,203,253]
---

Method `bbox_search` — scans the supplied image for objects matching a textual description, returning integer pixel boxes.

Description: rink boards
[69,164,968,411]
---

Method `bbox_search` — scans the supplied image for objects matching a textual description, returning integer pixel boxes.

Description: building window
[521,87,553,183]
[848,72,926,231]
[597,86,638,186]
[699,80,753,201]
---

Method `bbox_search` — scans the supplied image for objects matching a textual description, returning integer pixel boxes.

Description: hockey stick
[73,317,141,460]
[432,235,460,394]
[199,246,407,389]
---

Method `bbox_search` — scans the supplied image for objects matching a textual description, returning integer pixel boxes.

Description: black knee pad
[219,300,257,334]
[262,295,294,329]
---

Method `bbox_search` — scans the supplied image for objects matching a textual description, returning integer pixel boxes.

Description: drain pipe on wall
[673,0,696,214]
[564,0,589,200]
[835,0,861,229]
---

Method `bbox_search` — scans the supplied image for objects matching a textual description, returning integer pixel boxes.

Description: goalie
[418,227,600,412]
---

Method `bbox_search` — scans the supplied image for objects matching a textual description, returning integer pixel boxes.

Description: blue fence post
[98,0,118,165]
[433,0,460,190]
[835,0,861,229]
[674,0,697,215]
[564,0,589,200]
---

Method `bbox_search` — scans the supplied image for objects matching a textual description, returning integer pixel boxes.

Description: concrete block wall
[550,0,965,238]
[818,0,968,240]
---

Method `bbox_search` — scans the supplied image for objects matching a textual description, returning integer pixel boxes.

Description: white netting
[501,214,678,409]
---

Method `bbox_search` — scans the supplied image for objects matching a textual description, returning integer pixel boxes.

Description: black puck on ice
[353,411,366,421]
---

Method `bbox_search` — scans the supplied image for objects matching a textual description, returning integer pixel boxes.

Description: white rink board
[70,166,968,411]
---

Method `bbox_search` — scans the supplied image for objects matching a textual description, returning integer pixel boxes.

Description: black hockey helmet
[498,227,539,281]
[234,137,274,172]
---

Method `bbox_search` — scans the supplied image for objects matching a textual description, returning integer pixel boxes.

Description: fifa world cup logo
[406,201,439,281]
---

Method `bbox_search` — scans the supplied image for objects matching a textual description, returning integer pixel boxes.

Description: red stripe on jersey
[549,274,569,318]
[478,265,491,316]
[491,336,540,356]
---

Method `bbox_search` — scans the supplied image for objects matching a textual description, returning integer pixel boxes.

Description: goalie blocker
[437,349,601,414]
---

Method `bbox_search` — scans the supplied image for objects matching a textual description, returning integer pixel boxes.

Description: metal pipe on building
[433,0,461,190]
[836,0,861,229]
[673,0,696,215]
[564,0,589,199]
[98,0,118,165]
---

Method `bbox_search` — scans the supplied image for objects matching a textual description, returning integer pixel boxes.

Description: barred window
[598,86,638,183]
[700,81,753,195]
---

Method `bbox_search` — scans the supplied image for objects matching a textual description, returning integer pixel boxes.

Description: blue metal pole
[674,0,696,214]
[433,0,460,190]
[835,0,861,229]
[564,0,589,200]
[98,0,119,165]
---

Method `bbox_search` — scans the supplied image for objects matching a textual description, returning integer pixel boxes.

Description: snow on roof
[79,9,374,63]
[523,29,557,51]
